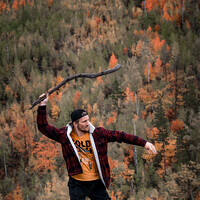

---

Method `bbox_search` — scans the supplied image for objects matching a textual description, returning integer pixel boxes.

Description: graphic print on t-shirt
[71,130,100,181]
[72,137,93,169]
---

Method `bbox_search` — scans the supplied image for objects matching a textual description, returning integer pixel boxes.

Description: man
[37,93,157,200]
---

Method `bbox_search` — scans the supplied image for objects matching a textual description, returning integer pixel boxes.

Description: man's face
[75,115,90,133]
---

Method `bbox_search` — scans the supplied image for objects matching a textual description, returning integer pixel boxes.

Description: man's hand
[144,142,157,154]
[39,93,49,106]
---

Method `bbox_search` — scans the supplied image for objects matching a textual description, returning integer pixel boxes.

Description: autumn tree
[31,135,59,174]
[153,94,169,175]
[165,161,200,199]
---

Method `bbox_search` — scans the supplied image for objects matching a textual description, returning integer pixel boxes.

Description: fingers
[39,93,45,98]
[39,92,49,106]
[39,92,48,99]
[145,142,157,154]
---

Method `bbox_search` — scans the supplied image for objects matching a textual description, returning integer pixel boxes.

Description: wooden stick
[29,64,121,110]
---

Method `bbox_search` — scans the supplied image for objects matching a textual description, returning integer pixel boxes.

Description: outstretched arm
[103,128,157,154]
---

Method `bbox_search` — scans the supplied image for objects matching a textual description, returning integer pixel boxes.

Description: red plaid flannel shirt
[37,106,147,188]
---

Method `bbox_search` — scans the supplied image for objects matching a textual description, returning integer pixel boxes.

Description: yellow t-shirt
[71,130,100,181]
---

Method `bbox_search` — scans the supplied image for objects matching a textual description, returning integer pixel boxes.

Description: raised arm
[37,93,62,143]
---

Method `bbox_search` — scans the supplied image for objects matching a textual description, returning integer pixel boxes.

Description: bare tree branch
[29,64,121,110]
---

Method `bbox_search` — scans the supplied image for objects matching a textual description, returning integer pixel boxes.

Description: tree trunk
[133,121,138,175]
[147,59,150,84]
[174,64,178,119]
[163,142,166,175]
[144,0,147,12]
[181,0,184,26]
[3,148,8,178]
[135,92,139,119]
[6,45,9,64]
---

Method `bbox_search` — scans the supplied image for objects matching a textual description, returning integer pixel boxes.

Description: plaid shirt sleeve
[103,128,147,147]
[37,105,62,143]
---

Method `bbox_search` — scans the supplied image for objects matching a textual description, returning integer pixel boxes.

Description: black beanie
[71,109,88,123]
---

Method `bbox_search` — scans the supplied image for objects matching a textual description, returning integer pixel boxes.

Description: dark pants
[68,176,111,200]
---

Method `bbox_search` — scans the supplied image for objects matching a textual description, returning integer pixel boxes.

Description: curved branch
[29,64,121,110]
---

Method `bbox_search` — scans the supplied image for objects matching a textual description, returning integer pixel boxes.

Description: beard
[77,124,89,133]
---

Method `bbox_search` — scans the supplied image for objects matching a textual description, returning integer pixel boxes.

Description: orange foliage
[48,76,64,118]
[48,75,65,101]
[87,104,92,114]
[12,0,19,10]
[123,47,128,54]
[121,162,135,181]
[96,67,104,85]
[13,184,24,200]
[142,110,147,119]
[158,0,167,9]
[124,146,134,165]
[165,108,175,121]
[186,20,191,29]
[19,0,25,7]
[98,120,104,127]
[138,87,156,107]
[6,63,9,71]
[154,24,160,32]
[73,91,81,108]
[5,184,24,200]
[51,104,60,119]
[156,139,177,177]
[146,25,152,35]
[144,62,153,81]
[106,111,117,126]
[152,32,165,54]
[5,85,13,96]
[133,29,138,35]
[109,53,118,69]
[141,0,184,26]
[163,3,171,21]
[48,0,53,7]
[162,1,184,25]
[28,0,34,6]
[144,58,162,81]
[9,119,34,154]
[0,0,33,14]
[90,116,97,125]
[124,86,135,103]
[108,157,117,171]
[133,114,138,121]
[96,17,101,24]
[151,127,159,137]
[96,75,103,85]
[32,135,59,173]
[142,0,158,11]
[55,75,64,86]
[110,190,123,200]
[4,193,13,200]
[146,127,159,139]
[195,192,200,200]
[0,1,6,14]
[87,10,90,17]
[131,39,144,57]
[132,6,143,18]
[154,57,162,76]
[170,119,184,132]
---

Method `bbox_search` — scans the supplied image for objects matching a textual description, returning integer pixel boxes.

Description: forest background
[0,0,200,199]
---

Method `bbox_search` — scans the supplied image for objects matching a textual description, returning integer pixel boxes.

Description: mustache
[78,125,89,133]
